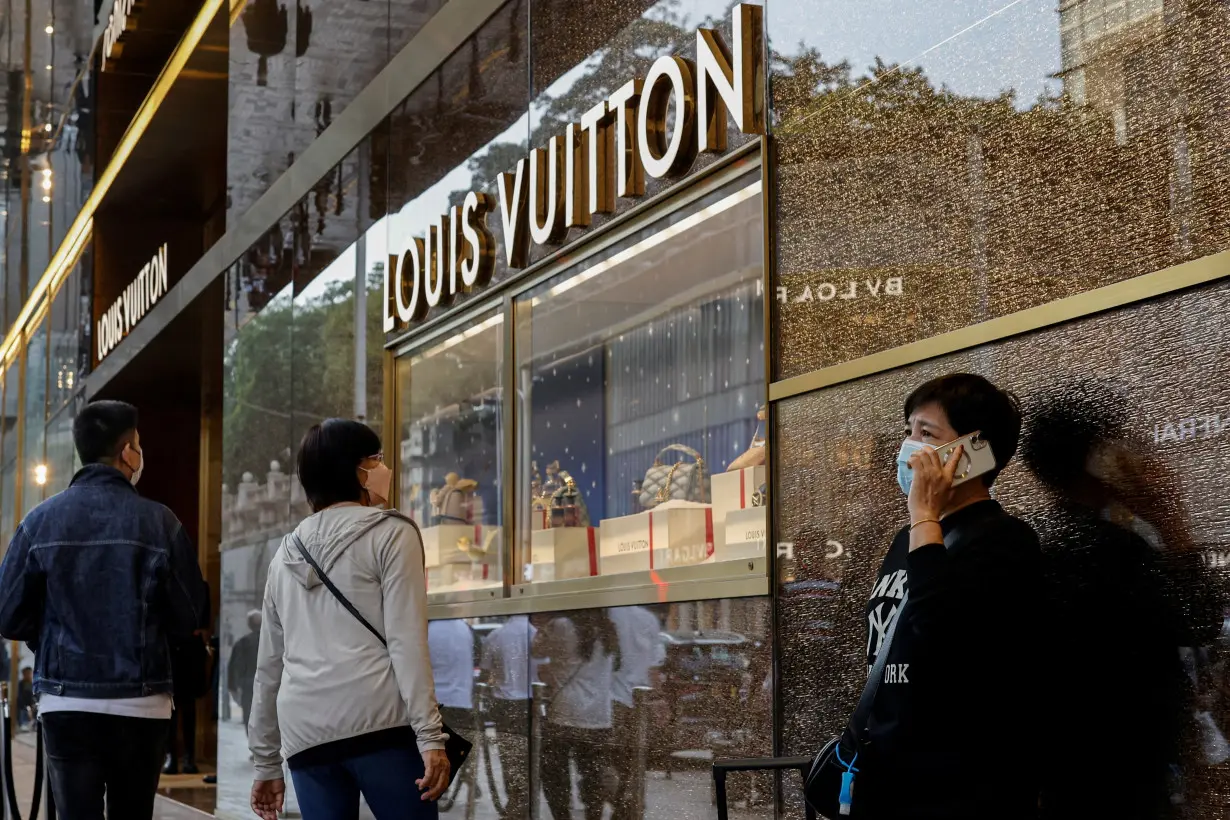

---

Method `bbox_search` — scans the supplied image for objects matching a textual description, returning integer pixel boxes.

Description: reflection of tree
[223,273,386,485]
[242,0,289,88]
[770,27,1230,374]
[449,0,721,202]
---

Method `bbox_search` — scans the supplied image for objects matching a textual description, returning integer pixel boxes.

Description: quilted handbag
[638,444,707,509]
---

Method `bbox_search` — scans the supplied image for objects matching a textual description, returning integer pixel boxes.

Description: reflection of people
[16,667,33,730]
[428,618,475,728]
[1021,383,1222,819]
[227,611,262,734]
[481,615,539,815]
[247,420,449,820]
[607,606,664,820]
[164,632,210,774]
[857,374,1039,818]
[0,400,211,818]
[533,610,621,820]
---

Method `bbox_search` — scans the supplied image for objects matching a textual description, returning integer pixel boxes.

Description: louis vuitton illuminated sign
[96,244,168,361]
[384,3,765,332]
[101,0,137,70]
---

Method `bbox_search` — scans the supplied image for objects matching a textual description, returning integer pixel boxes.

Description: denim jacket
[0,464,210,698]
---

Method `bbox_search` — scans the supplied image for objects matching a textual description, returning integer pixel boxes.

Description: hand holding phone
[931,432,997,488]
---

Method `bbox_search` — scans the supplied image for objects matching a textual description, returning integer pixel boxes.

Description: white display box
[532,527,598,580]
[531,508,549,531]
[421,524,482,567]
[599,502,713,574]
[711,466,767,525]
[721,506,767,562]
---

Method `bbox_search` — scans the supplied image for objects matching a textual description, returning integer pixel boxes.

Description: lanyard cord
[835,745,859,773]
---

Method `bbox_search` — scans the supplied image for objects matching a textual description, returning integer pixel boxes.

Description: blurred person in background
[0,400,210,819]
[428,618,475,730]
[228,610,262,735]
[481,615,539,816]
[1022,381,1223,819]
[607,606,664,820]
[247,419,449,820]
[533,609,621,820]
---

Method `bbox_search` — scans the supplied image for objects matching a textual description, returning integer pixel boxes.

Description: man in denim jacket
[0,400,210,819]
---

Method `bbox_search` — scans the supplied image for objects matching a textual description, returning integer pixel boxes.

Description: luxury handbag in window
[639,444,707,509]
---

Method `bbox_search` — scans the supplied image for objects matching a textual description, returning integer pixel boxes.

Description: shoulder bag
[639,444,707,509]
[805,526,963,818]
[290,529,472,786]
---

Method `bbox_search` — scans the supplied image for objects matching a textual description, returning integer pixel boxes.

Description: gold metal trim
[0,0,225,367]
[768,248,1230,402]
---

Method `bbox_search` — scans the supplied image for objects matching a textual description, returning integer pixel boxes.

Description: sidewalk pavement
[9,731,212,819]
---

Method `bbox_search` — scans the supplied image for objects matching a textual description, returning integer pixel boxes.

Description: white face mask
[125,444,144,487]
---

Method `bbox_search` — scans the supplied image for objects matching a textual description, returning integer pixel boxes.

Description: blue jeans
[290,746,440,820]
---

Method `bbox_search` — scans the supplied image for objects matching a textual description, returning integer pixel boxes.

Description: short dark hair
[297,419,382,512]
[73,400,138,464]
[904,373,1022,486]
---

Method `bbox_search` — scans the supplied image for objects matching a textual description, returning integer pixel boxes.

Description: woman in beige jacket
[248,419,450,820]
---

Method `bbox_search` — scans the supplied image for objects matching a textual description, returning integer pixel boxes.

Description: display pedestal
[531,527,598,580]
[712,466,766,525]
[599,502,713,573]
[720,506,767,562]
[421,524,500,591]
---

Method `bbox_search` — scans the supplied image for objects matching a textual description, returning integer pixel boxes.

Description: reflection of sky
[365,0,1060,269]
[770,0,1061,106]
[298,244,356,302]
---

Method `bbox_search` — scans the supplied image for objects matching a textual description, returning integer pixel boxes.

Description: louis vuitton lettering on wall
[384,3,766,333]
[101,0,137,69]
[97,244,168,361]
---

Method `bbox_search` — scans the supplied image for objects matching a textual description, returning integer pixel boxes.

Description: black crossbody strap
[292,533,387,648]
[849,524,963,732]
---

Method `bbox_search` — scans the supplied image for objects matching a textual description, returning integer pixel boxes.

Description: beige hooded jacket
[248,506,448,781]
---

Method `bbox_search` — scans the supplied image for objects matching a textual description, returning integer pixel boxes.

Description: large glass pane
[0,459,14,551]
[0,361,17,467]
[21,320,48,515]
[515,172,764,588]
[48,265,81,416]
[770,0,1230,379]
[396,307,504,598]
[43,405,74,498]
[776,278,1230,813]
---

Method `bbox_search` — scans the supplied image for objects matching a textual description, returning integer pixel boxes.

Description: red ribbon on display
[739,468,746,508]
[705,508,715,559]
[648,512,655,569]
[587,527,598,576]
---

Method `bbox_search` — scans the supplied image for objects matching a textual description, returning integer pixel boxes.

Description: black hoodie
[860,500,1041,820]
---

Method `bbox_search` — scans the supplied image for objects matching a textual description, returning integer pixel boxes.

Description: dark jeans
[42,712,169,820]
[541,723,611,820]
[290,745,440,820]
[610,704,638,820]
[489,699,530,815]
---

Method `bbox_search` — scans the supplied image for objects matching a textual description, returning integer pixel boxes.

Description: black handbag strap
[292,531,388,648]
[849,524,963,735]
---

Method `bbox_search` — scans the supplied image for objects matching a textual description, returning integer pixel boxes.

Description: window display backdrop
[516,171,766,587]
[776,278,1230,816]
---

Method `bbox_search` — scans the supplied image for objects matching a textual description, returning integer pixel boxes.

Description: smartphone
[934,431,997,487]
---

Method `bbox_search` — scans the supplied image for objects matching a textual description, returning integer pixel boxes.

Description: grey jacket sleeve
[248,573,287,781]
[377,522,448,754]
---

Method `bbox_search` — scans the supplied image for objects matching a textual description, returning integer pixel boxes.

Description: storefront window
[22,319,48,515]
[395,307,504,599]
[514,172,765,588]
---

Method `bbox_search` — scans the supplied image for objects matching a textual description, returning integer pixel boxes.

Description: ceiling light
[45,64,52,71]
[34,464,47,486]
[41,196,50,203]
[44,25,53,34]
[43,123,52,132]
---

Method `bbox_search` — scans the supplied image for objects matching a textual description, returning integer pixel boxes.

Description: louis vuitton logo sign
[384,3,765,333]
[97,244,168,361]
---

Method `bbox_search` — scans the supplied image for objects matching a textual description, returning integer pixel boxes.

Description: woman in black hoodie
[858,373,1041,819]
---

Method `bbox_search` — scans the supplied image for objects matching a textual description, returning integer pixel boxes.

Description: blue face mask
[896,438,932,496]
